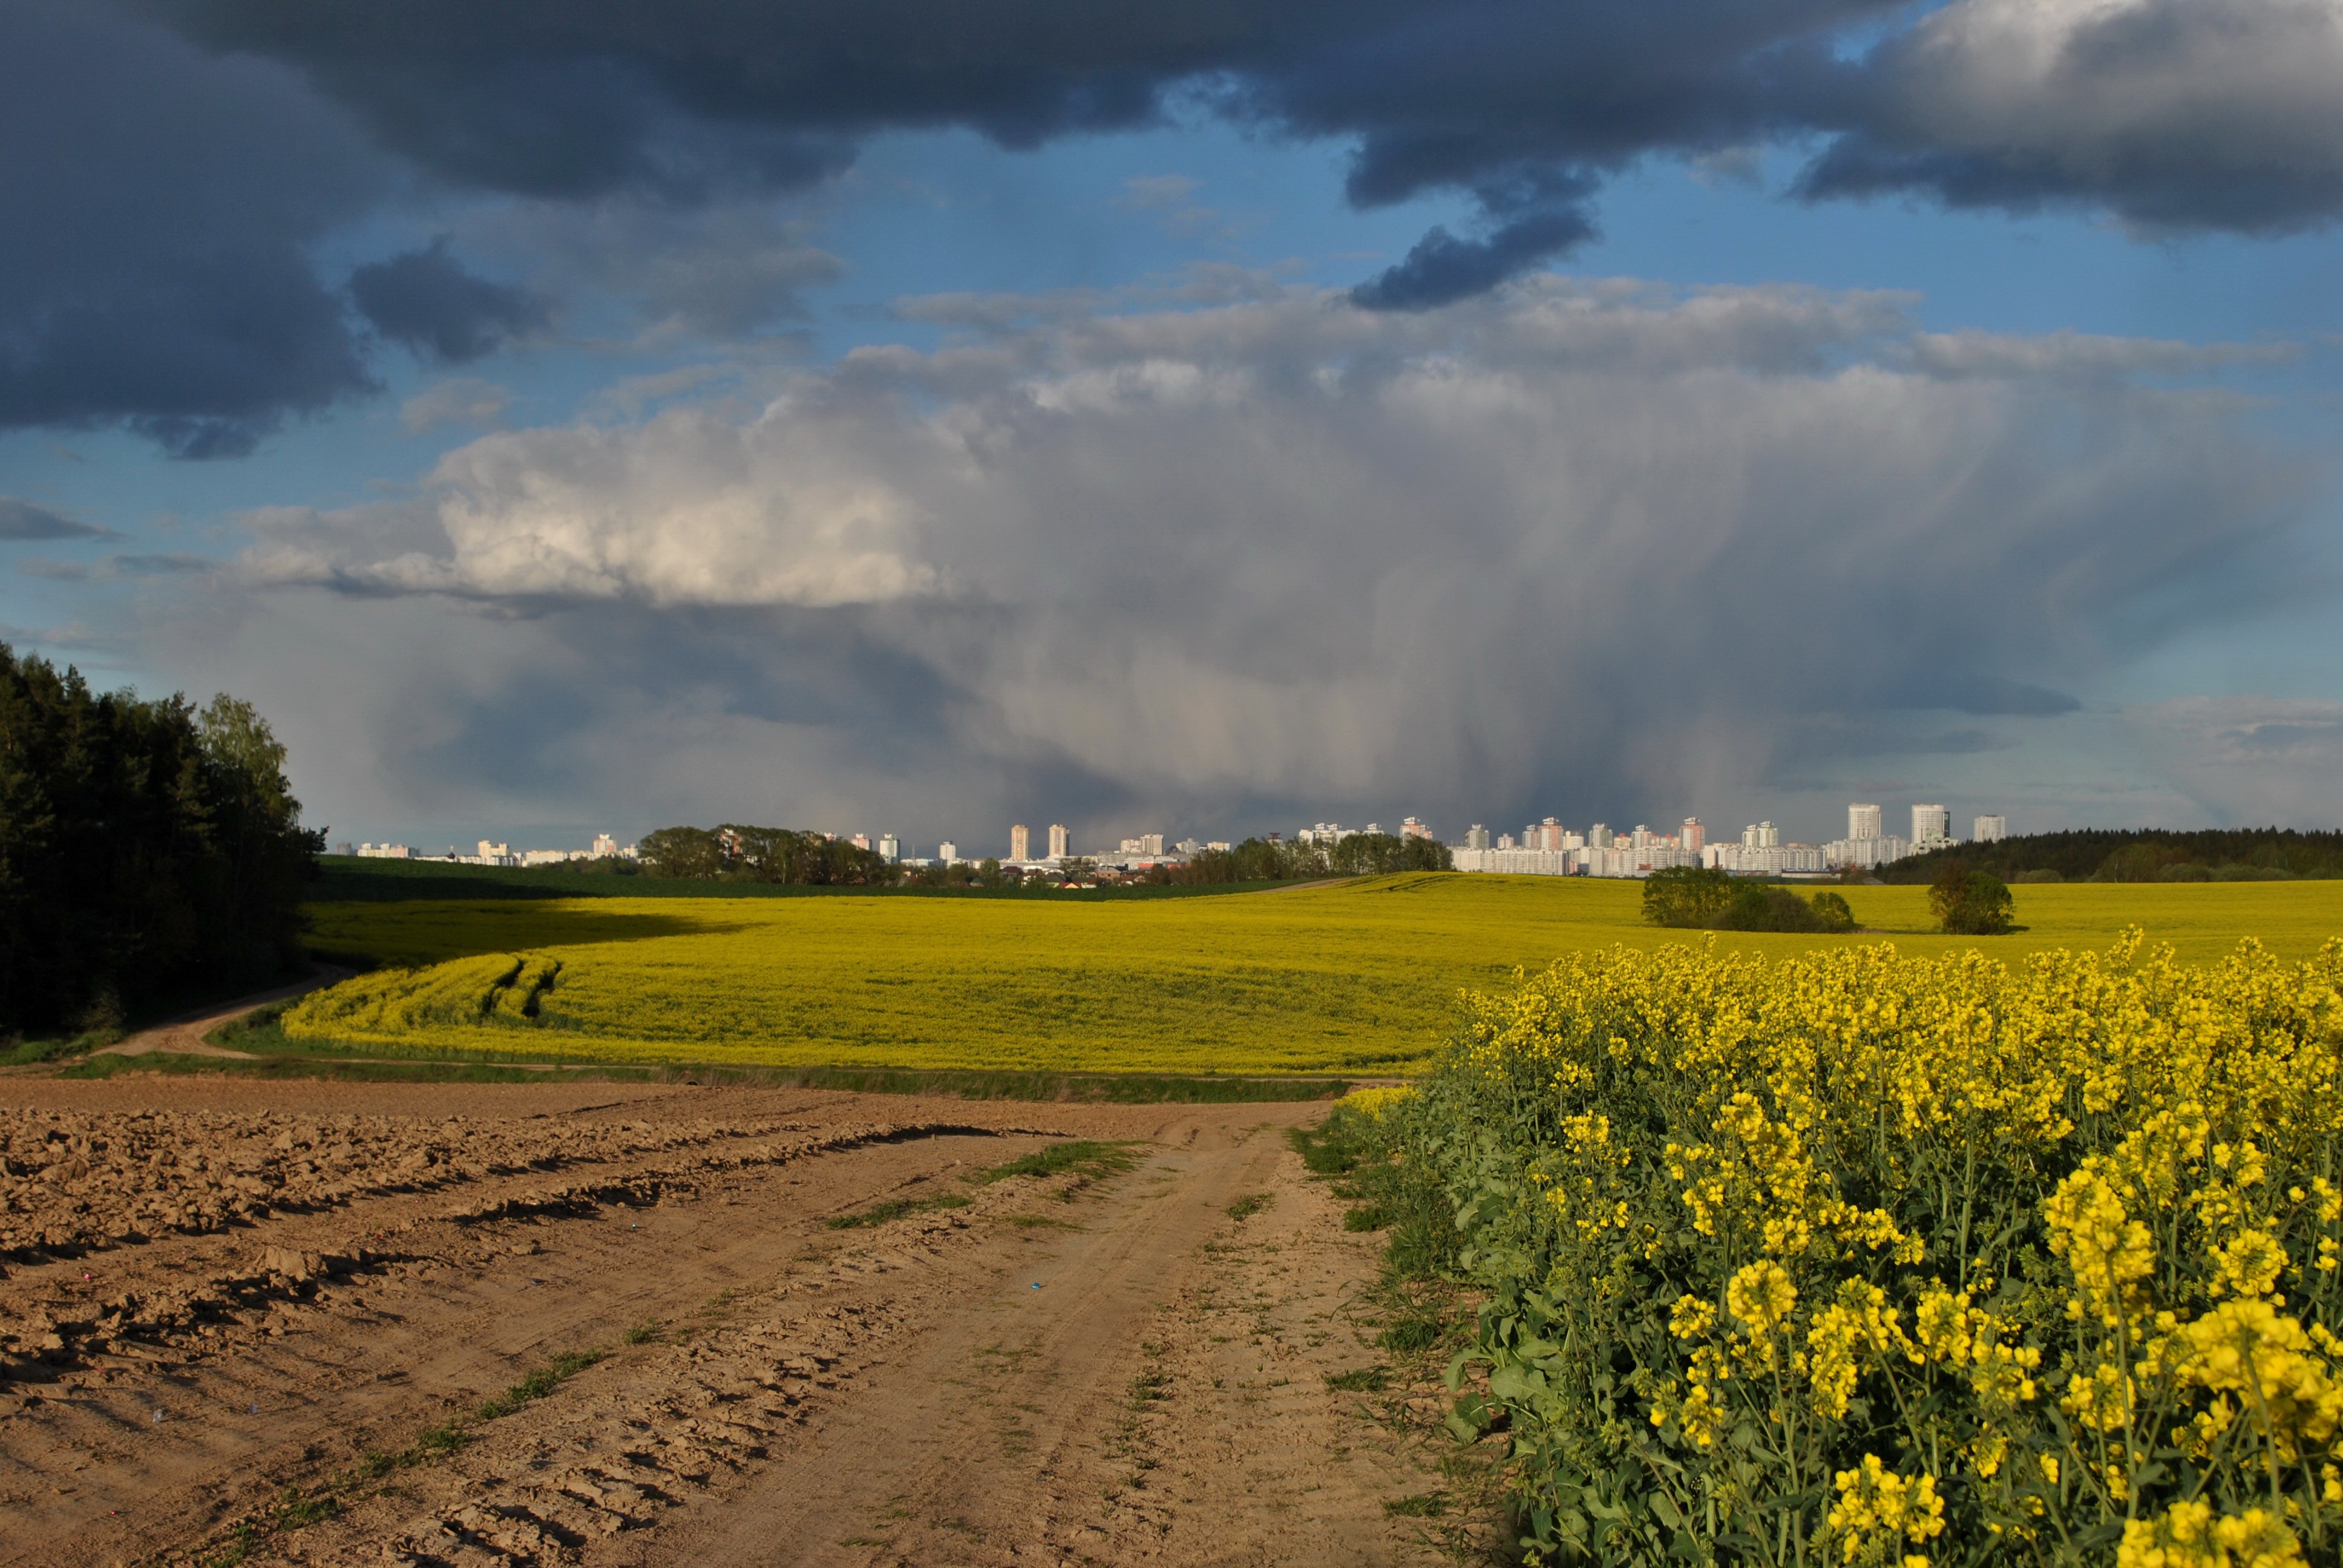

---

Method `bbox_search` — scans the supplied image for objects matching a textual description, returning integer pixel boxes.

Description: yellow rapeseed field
[284,875,2343,1074]
[1383,930,2343,1567]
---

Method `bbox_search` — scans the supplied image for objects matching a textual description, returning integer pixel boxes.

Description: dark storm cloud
[0,0,384,457]
[350,240,551,364]
[132,0,2343,290]
[1350,209,1598,311]
[0,498,107,541]
[16,0,2342,454]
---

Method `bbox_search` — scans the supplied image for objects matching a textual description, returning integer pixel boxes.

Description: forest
[0,644,320,1037]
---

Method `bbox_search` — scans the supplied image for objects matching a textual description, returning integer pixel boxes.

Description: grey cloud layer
[238,281,2317,834]
[8,0,2341,447]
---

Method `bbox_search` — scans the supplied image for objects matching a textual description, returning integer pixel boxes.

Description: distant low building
[355,843,414,859]
[1451,848,1580,876]
[1824,834,1912,870]
[1974,814,2008,843]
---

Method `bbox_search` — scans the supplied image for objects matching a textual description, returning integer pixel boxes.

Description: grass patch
[1006,1213,1078,1230]
[476,1349,603,1420]
[623,1318,664,1345]
[1226,1192,1273,1220]
[1,1028,117,1067]
[273,1483,338,1528]
[1384,1492,1449,1518]
[1378,1314,1443,1354]
[1343,1204,1391,1232]
[826,1191,973,1229]
[977,1140,1139,1188]
[1325,1367,1389,1392]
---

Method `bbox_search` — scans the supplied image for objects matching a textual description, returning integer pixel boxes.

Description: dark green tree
[1928,860,2016,935]
[1642,866,1735,927]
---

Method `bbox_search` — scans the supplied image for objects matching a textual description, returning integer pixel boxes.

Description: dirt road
[91,969,352,1061]
[0,1079,1455,1567]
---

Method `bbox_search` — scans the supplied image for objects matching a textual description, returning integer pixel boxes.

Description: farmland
[281,874,2343,1075]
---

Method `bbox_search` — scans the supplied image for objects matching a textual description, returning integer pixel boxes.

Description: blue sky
[4,0,2341,851]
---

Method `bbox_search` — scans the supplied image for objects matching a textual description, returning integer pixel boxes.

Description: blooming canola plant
[1371,932,2343,1567]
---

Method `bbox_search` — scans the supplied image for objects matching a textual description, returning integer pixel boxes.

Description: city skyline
[339,793,2017,872]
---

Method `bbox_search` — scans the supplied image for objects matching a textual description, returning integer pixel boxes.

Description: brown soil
[0,1076,1463,1567]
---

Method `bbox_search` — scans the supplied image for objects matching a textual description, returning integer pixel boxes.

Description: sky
[4,0,2341,854]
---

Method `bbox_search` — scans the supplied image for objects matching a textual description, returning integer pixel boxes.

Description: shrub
[1717,884,1838,933]
[1930,861,2016,935]
[1643,866,1737,928]
[1389,935,2343,1567]
[1648,870,1855,934]
[1806,890,1856,933]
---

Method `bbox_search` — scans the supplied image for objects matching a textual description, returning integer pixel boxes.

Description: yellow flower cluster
[1829,1454,1947,1568]
[1334,1085,1417,1120]
[2119,1500,2305,1568]
[1415,931,2343,1567]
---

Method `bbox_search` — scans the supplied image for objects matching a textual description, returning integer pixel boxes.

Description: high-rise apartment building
[1401,817,1430,840]
[1681,818,1705,853]
[1589,823,1612,849]
[1973,814,2007,844]
[1466,825,1490,851]
[1048,823,1070,859]
[850,832,870,852]
[1849,803,1883,841]
[1009,824,1029,861]
[1538,817,1564,851]
[939,841,958,863]
[1912,804,1951,846]
[878,833,900,862]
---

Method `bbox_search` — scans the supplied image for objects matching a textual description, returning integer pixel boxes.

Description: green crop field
[284,874,2343,1076]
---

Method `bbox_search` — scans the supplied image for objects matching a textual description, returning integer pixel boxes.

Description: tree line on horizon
[1881,826,2343,885]
[0,644,321,1039]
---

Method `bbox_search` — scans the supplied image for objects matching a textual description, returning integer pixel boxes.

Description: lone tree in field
[1642,866,1735,927]
[1930,859,2016,935]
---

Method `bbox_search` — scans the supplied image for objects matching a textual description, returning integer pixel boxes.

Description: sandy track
[0,1080,1448,1568]
[92,970,353,1060]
